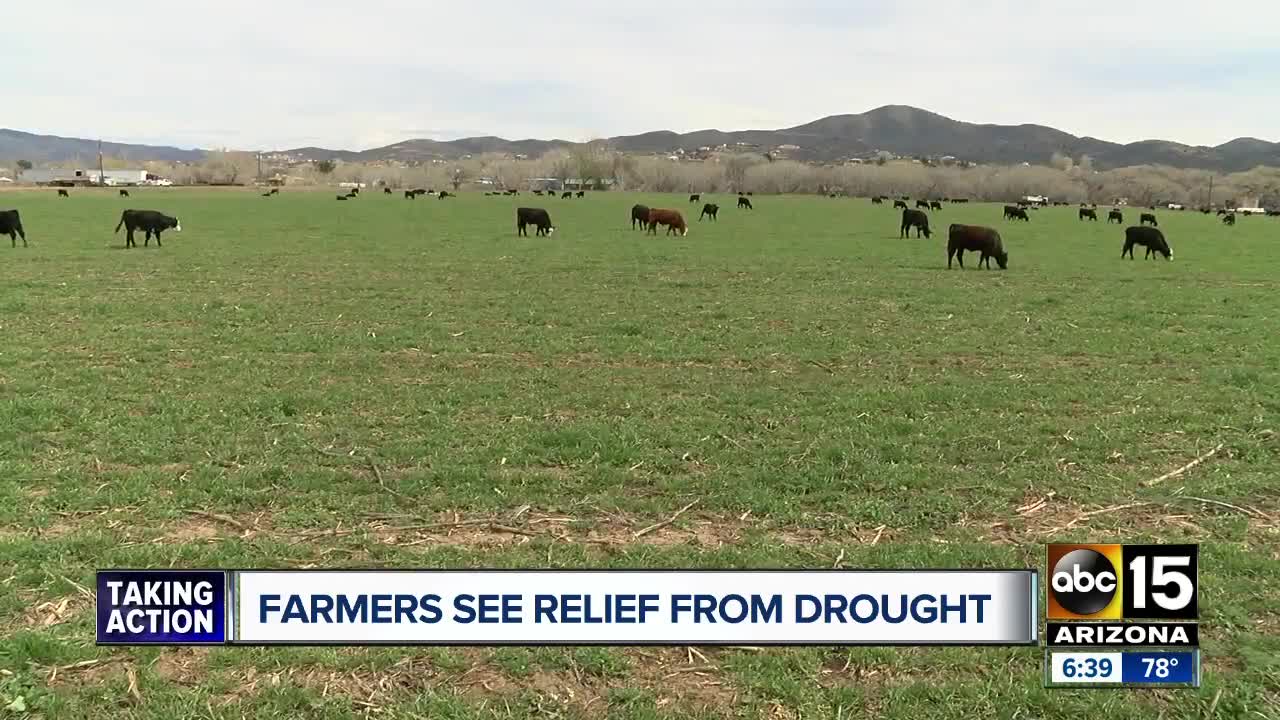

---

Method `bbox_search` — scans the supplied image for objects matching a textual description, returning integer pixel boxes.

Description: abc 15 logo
[1047,544,1199,620]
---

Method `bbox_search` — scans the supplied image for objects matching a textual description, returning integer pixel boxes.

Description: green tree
[314,159,336,175]
[16,160,32,171]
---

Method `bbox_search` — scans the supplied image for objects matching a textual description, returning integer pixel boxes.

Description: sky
[4,1,1279,151]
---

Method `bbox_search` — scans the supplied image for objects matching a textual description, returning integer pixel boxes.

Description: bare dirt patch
[973,491,1277,544]
[329,509,893,553]
[151,647,210,685]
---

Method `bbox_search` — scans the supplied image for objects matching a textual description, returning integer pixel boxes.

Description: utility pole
[1207,174,1214,209]
[257,151,263,183]
[98,140,105,185]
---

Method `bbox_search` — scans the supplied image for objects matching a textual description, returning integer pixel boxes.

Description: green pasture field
[0,187,1276,718]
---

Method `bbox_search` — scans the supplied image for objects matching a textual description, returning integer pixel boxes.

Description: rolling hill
[4,107,1278,172]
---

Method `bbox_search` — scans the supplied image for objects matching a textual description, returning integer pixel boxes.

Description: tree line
[23,148,1280,207]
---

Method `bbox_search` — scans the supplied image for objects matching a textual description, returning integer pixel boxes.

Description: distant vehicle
[1021,195,1049,206]
[1166,203,1184,210]
[145,179,173,187]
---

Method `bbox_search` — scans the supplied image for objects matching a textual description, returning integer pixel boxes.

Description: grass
[0,187,1277,719]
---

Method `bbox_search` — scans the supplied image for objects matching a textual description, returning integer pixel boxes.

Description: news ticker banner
[97,569,1038,646]
[1043,543,1201,688]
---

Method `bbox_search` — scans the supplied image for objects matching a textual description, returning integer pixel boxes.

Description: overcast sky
[4,1,1278,151]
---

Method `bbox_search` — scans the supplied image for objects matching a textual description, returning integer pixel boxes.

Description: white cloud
[3,1,1278,149]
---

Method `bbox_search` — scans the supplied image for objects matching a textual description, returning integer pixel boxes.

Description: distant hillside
[281,106,1280,172]
[0,129,204,164]
[6,107,1280,172]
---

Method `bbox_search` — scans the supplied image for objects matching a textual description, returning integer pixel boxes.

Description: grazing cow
[899,195,908,201]
[738,197,753,209]
[119,189,130,197]
[1223,214,1236,226]
[533,190,543,196]
[576,190,585,198]
[1267,210,1280,217]
[516,207,555,237]
[1122,226,1172,260]
[438,191,452,199]
[646,208,688,236]
[262,191,274,197]
[57,189,70,197]
[0,209,26,247]
[114,209,180,248]
[952,198,969,204]
[346,191,358,198]
[747,191,754,196]
[947,224,1007,269]
[1003,205,1019,220]
[893,200,908,210]
[561,191,573,199]
[901,209,931,238]
[631,204,650,230]
[384,187,393,195]
[506,189,519,196]
[930,201,943,211]
[1107,209,1124,224]
[871,196,883,205]
[699,203,719,221]
[1140,213,1158,227]
[405,190,417,199]
[336,195,348,201]
[1005,207,1030,222]
[916,200,930,210]
[1201,208,1211,214]
[689,194,701,203]
[350,188,360,195]
[1080,208,1098,221]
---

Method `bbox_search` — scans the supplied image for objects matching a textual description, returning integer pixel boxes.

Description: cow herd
[886,196,1202,267]
[0,189,1260,262]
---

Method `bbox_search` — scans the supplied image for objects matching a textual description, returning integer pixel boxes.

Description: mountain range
[4,106,1278,172]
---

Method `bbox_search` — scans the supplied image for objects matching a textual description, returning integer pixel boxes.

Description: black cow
[1267,210,1280,217]
[0,209,26,247]
[268,188,279,195]
[930,201,943,211]
[948,224,1007,269]
[1223,214,1236,226]
[576,191,585,198]
[900,209,931,238]
[1122,226,1172,260]
[438,191,452,199]
[345,190,358,198]
[516,207,555,237]
[699,203,719,221]
[349,187,360,195]
[384,187,393,194]
[1201,208,1212,214]
[1002,205,1019,220]
[1107,209,1124,224]
[336,195,348,201]
[119,189,130,197]
[952,198,969,204]
[506,189,519,196]
[262,191,274,197]
[893,200,908,210]
[115,209,180,248]
[916,200,931,210]
[1080,208,1098,221]
[533,190,544,196]
[871,196,883,205]
[1140,213,1158,227]
[405,190,417,199]
[631,204,650,230]
[561,191,573,199]
[747,191,754,196]
[689,194,701,203]
[57,189,69,197]
[738,197,753,209]
[1006,207,1030,222]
